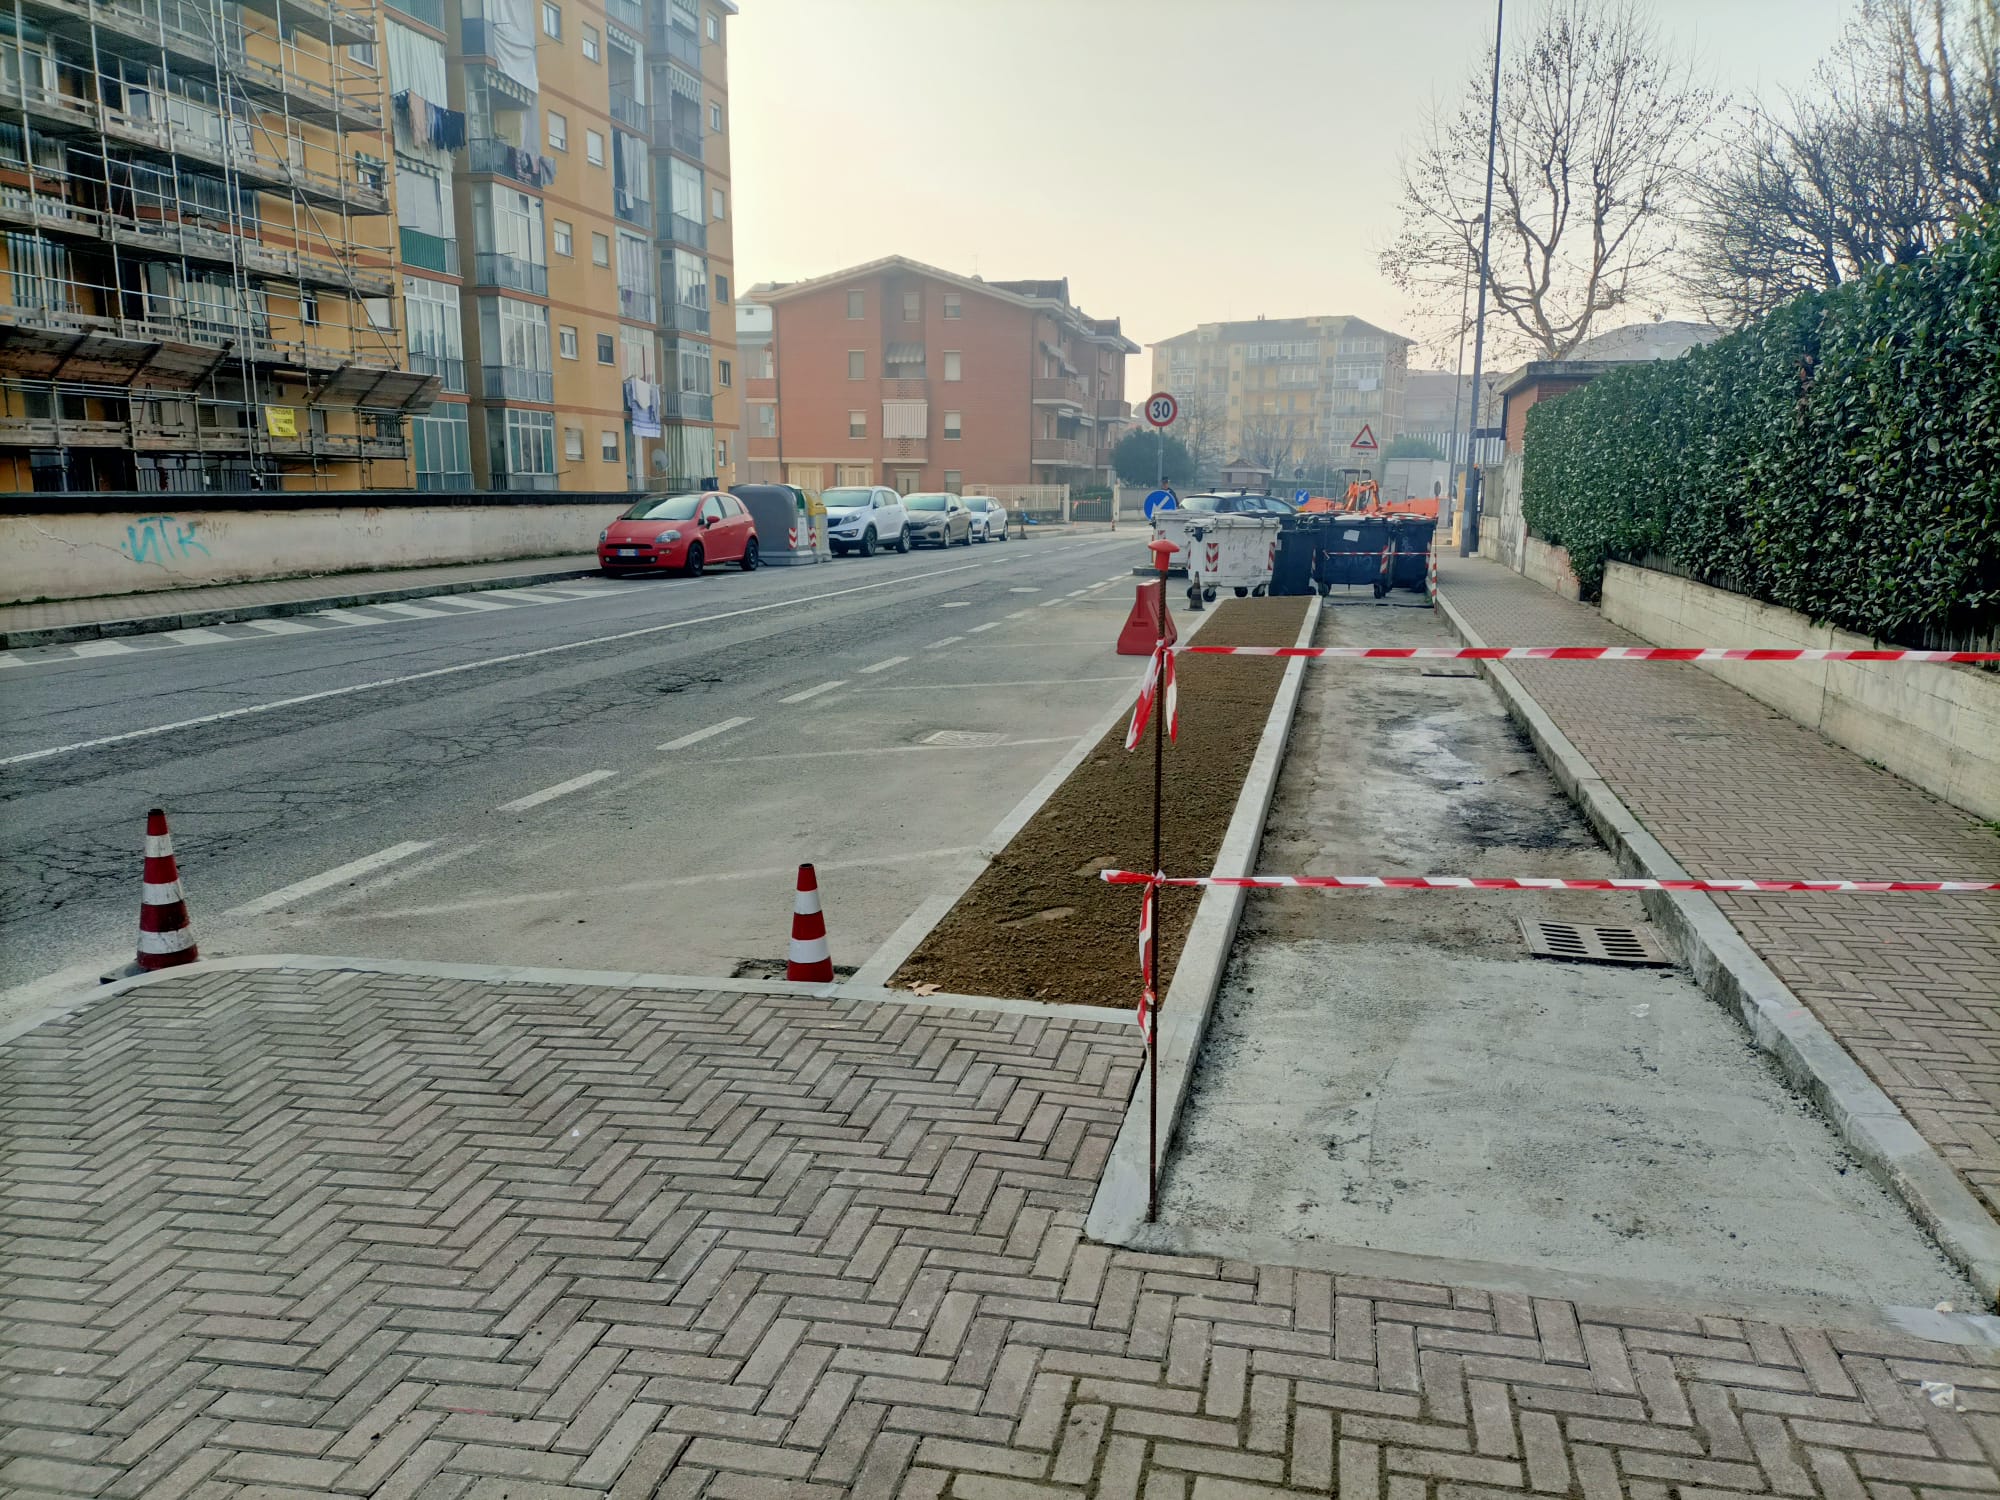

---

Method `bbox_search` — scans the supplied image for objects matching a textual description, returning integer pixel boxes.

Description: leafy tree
[1386,435,1448,460]
[1112,428,1193,488]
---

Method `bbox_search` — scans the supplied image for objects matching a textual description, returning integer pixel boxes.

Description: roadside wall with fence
[971,484,1070,522]
[1,493,634,604]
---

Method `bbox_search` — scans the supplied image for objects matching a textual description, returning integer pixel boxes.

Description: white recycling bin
[1148,507,1195,575]
[1185,514,1280,605]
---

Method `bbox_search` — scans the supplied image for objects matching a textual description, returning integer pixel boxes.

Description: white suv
[822,486,910,556]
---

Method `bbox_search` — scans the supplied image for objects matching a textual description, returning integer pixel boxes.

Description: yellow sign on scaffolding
[264,406,298,438]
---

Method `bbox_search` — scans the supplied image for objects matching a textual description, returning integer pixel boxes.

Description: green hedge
[1521,207,2000,644]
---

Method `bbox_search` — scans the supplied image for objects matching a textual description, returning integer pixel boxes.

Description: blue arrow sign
[1144,488,1178,519]
[1293,488,1311,504]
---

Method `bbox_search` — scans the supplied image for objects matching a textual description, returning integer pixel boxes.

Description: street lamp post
[1458,0,1504,558]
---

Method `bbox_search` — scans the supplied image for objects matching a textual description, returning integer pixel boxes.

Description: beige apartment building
[1151,316,1412,482]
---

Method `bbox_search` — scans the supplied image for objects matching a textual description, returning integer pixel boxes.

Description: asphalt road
[0,532,1148,1009]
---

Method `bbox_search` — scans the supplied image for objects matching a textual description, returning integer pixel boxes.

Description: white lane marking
[927,636,964,650]
[1067,589,1091,598]
[1009,587,1041,594]
[0,652,24,669]
[858,675,1131,692]
[659,716,753,751]
[425,594,512,611]
[244,619,317,636]
[496,769,616,812]
[1006,610,1033,620]
[164,626,240,644]
[858,656,909,674]
[733,736,1074,763]
[311,609,383,626]
[70,640,138,657]
[1038,599,1065,608]
[939,601,971,609]
[779,680,847,705]
[225,840,434,918]
[369,601,450,618]
[969,622,1000,634]
[4,562,985,767]
[486,589,569,603]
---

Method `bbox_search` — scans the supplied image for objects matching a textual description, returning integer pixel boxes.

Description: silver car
[905,492,973,547]
[961,495,1011,542]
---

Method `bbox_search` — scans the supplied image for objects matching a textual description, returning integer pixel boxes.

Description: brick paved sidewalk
[1437,555,2000,1227]
[3,963,1997,1498]
[0,554,599,646]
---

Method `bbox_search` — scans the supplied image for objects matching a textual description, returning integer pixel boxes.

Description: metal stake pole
[1147,546,1169,1223]
[1460,0,1504,558]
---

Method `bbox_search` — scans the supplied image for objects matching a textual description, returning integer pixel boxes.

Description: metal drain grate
[1520,919,1669,967]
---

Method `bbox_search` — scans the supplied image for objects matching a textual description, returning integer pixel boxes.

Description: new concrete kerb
[1432,583,2000,1306]
[1087,600,1320,1245]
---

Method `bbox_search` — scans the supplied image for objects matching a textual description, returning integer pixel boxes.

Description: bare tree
[1235,412,1306,480]
[1383,0,1720,361]
[1173,386,1226,485]
[1680,0,1999,324]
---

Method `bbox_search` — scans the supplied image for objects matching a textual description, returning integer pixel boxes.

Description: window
[553,219,573,256]
[943,292,961,319]
[717,436,729,467]
[497,409,556,483]
[753,404,774,437]
[711,187,725,221]
[706,10,718,39]
[601,429,618,461]
[547,112,567,151]
[586,130,605,166]
[564,426,583,460]
[708,102,722,132]
[848,410,865,438]
[597,332,615,363]
[847,350,864,379]
[846,289,864,319]
[944,350,961,381]
[718,359,731,387]
[944,471,961,493]
[582,23,599,60]
[300,293,319,326]
[541,1,559,35]
[903,290,918,321]
[943,411,961,440]
[558,324,578,359]
[751,346,772,378]
[403,277,465,392]
[714,273,728,305]
[591,232,609,266]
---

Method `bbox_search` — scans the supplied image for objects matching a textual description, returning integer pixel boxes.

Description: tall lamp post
[1458,0,1504,557]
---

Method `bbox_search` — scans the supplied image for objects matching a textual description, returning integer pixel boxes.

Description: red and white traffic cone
[786,863,834,983]
[136,807,199,972]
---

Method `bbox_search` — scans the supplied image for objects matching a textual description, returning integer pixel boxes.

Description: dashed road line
[927,636,964,650]
[368,601,451,619]
[425,594,513,612]
[659,716,753,751]
[859,656,909,674]
[939,601,971,608]
[779,680,847,704]
[70,640,138,657]
[496,769,617,813]
[243,619,317,635]
[1039,599,1065,608]
[969,622,1001,633]
[225,840,434,918]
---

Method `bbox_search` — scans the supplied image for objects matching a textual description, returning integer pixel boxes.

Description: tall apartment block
[0,0,736,493]
[1151,316,1413,479]
[0,0,436,490]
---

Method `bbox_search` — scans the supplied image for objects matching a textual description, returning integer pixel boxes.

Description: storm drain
[1520,919,1669,967]
[920,730,1007,748]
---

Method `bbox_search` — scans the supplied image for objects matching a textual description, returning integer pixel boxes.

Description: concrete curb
[850,594,1218,991]
[1,563,603,650]
[1087,599,1320,1244]
[1433,583,2000,1307]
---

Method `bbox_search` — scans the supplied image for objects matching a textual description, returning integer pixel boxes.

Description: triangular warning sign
[1350,424,1378,452]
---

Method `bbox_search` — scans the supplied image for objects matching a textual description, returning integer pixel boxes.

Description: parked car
[599,491,759,576]
[961,495,1010,542]
[1176,492,1295,516]
[905,492,973,547]
[822,486,909,556]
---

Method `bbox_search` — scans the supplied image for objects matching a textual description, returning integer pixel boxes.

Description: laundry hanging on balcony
[392,90,467,154]
[625,376,662,438]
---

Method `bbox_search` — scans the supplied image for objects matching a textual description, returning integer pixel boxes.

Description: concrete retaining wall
[1602,561,2000,820]
[1522,536,1582,601]
[1476,453,1527,572]
[1,502,630,603]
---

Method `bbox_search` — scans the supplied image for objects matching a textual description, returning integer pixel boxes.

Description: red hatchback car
[599,492,759,576]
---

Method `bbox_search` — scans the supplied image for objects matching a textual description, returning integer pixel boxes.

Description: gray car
[961,495,1011,541]
[905,492,973,547]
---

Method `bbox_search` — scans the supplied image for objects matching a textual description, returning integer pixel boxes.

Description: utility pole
[1458,0,1503,558]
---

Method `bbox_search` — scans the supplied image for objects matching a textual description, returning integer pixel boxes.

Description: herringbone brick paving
[1439,557,2000,1227]
[3,967,1997,1497]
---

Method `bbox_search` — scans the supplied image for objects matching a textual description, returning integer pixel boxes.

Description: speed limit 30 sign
[1144,392,1178,427]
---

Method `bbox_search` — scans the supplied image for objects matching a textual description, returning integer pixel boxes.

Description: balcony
[1031,437,1090,466]
[610,93,646,130]
[493,471,559,492]
[1097,398,1132,421]
[663,390,713,421]
[1032,375,1088,406]
[883,439,929,465]
[387,0,445,28]
[482,365,554,403]
[474,252,548,297]
[615,194,651,230]
[407,350,466,394]
[746,376,776,400]
[667,300,710,334]
[880,376,928,400]
[660,209,706,250]
[618,286,657,322]
[400,227,459,276]
[604,0,643,28]
[655,21,701,69]
[654,116,703,160]
[467,137,544,186]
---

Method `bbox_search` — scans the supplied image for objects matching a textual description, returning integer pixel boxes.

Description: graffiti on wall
[122,515,212,566]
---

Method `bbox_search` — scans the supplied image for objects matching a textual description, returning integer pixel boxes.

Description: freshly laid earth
[894,596,1311,1006]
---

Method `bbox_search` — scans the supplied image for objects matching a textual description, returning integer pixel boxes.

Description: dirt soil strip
[893,596,1311,1008]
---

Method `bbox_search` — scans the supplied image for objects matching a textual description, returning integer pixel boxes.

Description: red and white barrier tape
[1101,870,2000,894]
[1136,880,1158,1043]
[1176,645,2000,663]
[1123,644,1180,750]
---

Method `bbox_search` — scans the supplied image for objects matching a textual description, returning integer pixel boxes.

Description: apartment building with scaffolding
[0,0,438,490]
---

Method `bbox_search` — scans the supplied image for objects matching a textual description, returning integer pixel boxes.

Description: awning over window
[885,343,925,365]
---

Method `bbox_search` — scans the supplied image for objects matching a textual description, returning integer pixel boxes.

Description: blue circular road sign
[1144,488,1178,519]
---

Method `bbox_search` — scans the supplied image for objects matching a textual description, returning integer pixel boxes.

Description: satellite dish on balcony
[651,451,669,474]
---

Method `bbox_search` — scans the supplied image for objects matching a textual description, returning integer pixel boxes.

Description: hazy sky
[730,1,1852,367]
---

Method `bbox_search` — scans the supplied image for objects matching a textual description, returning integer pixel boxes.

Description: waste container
[1185,514,1280,606]
[1270,521,1318,596]
[1148,506,1195,575]
[735,483,825,565]
[1386,515,1436,593]
[1314,516,1391,595]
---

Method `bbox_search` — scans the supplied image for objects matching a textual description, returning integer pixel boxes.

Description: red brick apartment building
[741,257,1137,494]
